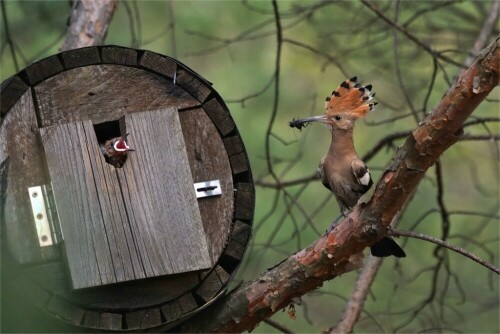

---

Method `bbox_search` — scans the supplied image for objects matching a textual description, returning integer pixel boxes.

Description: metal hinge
[194,179,222,198]
[28,184,61,247]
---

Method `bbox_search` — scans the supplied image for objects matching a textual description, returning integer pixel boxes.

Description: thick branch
[61,0,117,51]
[178,39,499,334]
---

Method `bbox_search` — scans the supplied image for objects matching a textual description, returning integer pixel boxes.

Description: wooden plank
[234,183,255,221]
[161,300,183,323]
[99,312,122,330]
[117,109,212,276]
[0,90,59,264]
[82,310,100,328]
[196,265,230,303]
[0,75,28,119]
[24,55,64,85]
[179,108,234,264]
[60,47,101,69]
[223,136,244,156]
[229,152,250,175]
[203,98,235,136]
[35,65,199,127]
[176,68,212,103]
[125,308,162,330]
[223,220,251,261]
[178,293,198,314]
[79,121,145,282]
[101,46,137,66]
[67,271,199,310]
[139,51,176,78]
[40,122,117,288]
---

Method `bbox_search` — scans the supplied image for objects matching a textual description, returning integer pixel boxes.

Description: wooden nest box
[0,46,254,332]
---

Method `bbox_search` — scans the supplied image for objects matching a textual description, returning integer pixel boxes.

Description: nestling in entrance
[289,76,406,258]
[100,133,135,168]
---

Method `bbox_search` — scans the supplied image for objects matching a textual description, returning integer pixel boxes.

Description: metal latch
[28,185,60,247]
[194,179,222,198]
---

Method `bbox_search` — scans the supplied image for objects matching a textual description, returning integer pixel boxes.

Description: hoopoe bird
[100,133,135,168]
[289,76,405,258]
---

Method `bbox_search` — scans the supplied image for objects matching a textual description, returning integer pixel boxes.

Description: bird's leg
[342,207,353,216]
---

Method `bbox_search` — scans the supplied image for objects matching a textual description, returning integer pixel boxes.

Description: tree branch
[61,0,117,51]
[177,38,499,334]
[389,228,500,275]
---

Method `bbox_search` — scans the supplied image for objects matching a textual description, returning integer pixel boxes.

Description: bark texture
[178,38,499,333]
[61,0,117,51]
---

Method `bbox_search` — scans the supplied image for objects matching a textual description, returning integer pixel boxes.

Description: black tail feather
[371,237,406,258]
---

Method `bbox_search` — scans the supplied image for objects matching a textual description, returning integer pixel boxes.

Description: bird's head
[112,133,135,154]
[289,76,377,132]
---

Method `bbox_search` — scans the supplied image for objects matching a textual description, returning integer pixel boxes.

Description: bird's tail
[325,76,377,119]
[370,236,406,258]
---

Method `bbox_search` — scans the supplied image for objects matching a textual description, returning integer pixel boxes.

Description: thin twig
[265,0,282,181]
[360,0,464,67]
[464,0,500,67]
[389,228,500,275]
[255,173,318,189]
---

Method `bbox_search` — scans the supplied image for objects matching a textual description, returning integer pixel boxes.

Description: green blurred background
[1,1,498,333]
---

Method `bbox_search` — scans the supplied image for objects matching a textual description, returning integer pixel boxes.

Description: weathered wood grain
[82,310,100,328]
[203,98,235,136]
[126,308,162,330]
[223,136,244,156]
[139,51,176,78]
[161,299,183,323]
[60,46,101,69]
[178,292,199,314]
[234,183,255,222]
[23,258,201,310]
[35,65,199,127]
[101,46,137,66]
[41,122,118,288]
[1,49,255,330]
[196,265,230,303]
[41,110,212,288]
[79,310,122,330]
[118,108,212,276]
[24,55,64,85]
[179,108,234,263]
[0,75,28,119]
[99,312,122,330]
[229,152,250,175]
[176,68,212,103]
[223,220,251,261]
[0,90,59,264]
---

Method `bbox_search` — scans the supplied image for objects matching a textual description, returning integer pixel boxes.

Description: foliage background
[1,1,498,333]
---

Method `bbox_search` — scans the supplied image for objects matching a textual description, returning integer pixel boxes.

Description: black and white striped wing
[351,159,373,193]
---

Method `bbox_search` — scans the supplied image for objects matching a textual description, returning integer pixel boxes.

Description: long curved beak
[295,115,329,123]
[289,115,329,129]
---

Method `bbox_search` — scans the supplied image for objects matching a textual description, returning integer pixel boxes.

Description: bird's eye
[334,115,342,121]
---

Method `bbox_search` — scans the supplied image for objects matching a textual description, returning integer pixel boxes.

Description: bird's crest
[325,76,377,119]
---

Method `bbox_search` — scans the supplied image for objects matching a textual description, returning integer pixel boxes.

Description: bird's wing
[351,159,373,191]
[318,157,332,191]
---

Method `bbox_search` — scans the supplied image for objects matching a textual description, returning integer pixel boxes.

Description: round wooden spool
[0,46,254,332]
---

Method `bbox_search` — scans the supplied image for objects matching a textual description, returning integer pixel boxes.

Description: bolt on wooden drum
[0,46,254,332]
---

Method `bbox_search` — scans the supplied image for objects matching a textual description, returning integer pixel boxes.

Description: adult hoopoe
[289,76,405,258]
